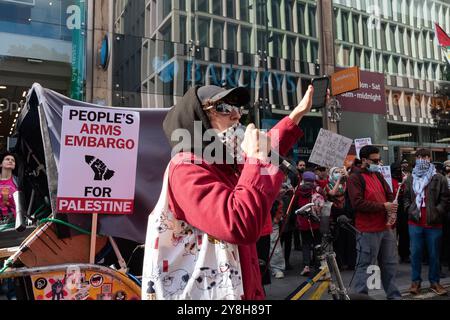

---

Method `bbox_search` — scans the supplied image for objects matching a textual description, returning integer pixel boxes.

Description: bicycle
[286,203,372,301]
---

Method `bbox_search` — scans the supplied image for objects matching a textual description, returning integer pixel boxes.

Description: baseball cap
[444,160,450,167]
[197,85,250,106]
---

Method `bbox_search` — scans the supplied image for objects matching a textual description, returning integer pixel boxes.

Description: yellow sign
[30,269,140,300]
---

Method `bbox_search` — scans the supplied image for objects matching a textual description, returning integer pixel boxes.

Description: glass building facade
[0,0,87,144]
[112,0,325,161]
[333,0,450,162]
[112,0,450,162]
[113,0,322,111]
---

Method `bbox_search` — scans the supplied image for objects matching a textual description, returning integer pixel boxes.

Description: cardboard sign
[309,129,353,169]
[331,66,361,96]
[355,138,372,159]
[56,106,140,215]
[379,166,393,193]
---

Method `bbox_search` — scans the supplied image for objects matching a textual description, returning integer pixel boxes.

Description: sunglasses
[368,158,381,164]
[214,103,242,115]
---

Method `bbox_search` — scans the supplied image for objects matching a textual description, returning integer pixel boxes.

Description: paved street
[265,247,450,300]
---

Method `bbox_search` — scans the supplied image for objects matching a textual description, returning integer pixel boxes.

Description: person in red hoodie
[347,145,401,300]
[151,84,315,300]
[296,171,325,277]
[314,166,329,189]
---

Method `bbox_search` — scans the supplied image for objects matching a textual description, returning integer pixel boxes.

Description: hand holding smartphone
[311,76,330,109]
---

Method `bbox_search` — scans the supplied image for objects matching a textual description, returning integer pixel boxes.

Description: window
[311,42,319,64]
[308,6,317,37]
[179,0,186,11]
[300,39,308,62]
[342,11,349,42]
[198,18,210,47]
[241,27,252,53]
[354,48,361,67]
[257,31,266,52]
[271,33,283,58]
[413,32,419,58]
[285,0,293,31]
[163,0,172,18]
[376,53,382,72]
[343,46,351,66]
[398,27,404,54]
[227,0,236,18]
[401,59,407,76]
[364,51,371,69]
[287,76,299,107]
[430,63,436,79]
[212,0,222,15]
[287,36,296,61]
[406,30,412,55]
[352,15,359,44]
[389,25,396,52]
[271,74,283,106]
[417,62,423,79]
[180,16,187,44]
[240,0,250,22]
[297,3,305,35]
[380,23,387,50]
[392,56,399,74]
[227,23,237,51]
[386,0,393,19]
[383,55,389,73]
[257,0,268,26]
[362,17,368,46]
[212,21,224,49]
[422,31,427,58]
[271,0,281,29]
[197,0,208,12]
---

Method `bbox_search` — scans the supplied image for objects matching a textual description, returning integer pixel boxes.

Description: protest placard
[309,129,353,169]
[56,106,140,215]
[379,166,393,193]
[355,138,372,159]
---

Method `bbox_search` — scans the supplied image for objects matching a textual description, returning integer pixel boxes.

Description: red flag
[435,23,450,47]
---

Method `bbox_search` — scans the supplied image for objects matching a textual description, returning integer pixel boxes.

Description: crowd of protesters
[258,146,450,299]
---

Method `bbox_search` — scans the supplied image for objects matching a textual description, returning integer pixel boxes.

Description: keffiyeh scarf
[412,160,436,215]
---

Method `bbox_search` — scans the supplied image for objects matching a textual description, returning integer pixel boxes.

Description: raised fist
[85,156,115,181]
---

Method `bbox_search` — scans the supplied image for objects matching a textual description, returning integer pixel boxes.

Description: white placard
[309,129,353,169]
[56,106,140,215]
[355,138,372,159]
[379,166,393,193]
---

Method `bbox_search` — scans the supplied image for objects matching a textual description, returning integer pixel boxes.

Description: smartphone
[311,76,330,109]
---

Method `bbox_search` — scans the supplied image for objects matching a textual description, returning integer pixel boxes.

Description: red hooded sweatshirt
[168,117,303,300]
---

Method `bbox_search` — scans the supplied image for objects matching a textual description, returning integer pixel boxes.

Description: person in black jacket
[391,162,410,263]
[404,149,450,296]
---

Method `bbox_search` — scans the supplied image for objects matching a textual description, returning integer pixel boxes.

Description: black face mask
[446,168,450,174]
[299,168,305,174]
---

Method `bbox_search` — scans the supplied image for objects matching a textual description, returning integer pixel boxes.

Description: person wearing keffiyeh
[404,149,450,296]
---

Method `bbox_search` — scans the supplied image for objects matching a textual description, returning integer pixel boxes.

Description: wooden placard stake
[89,213,98,264]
